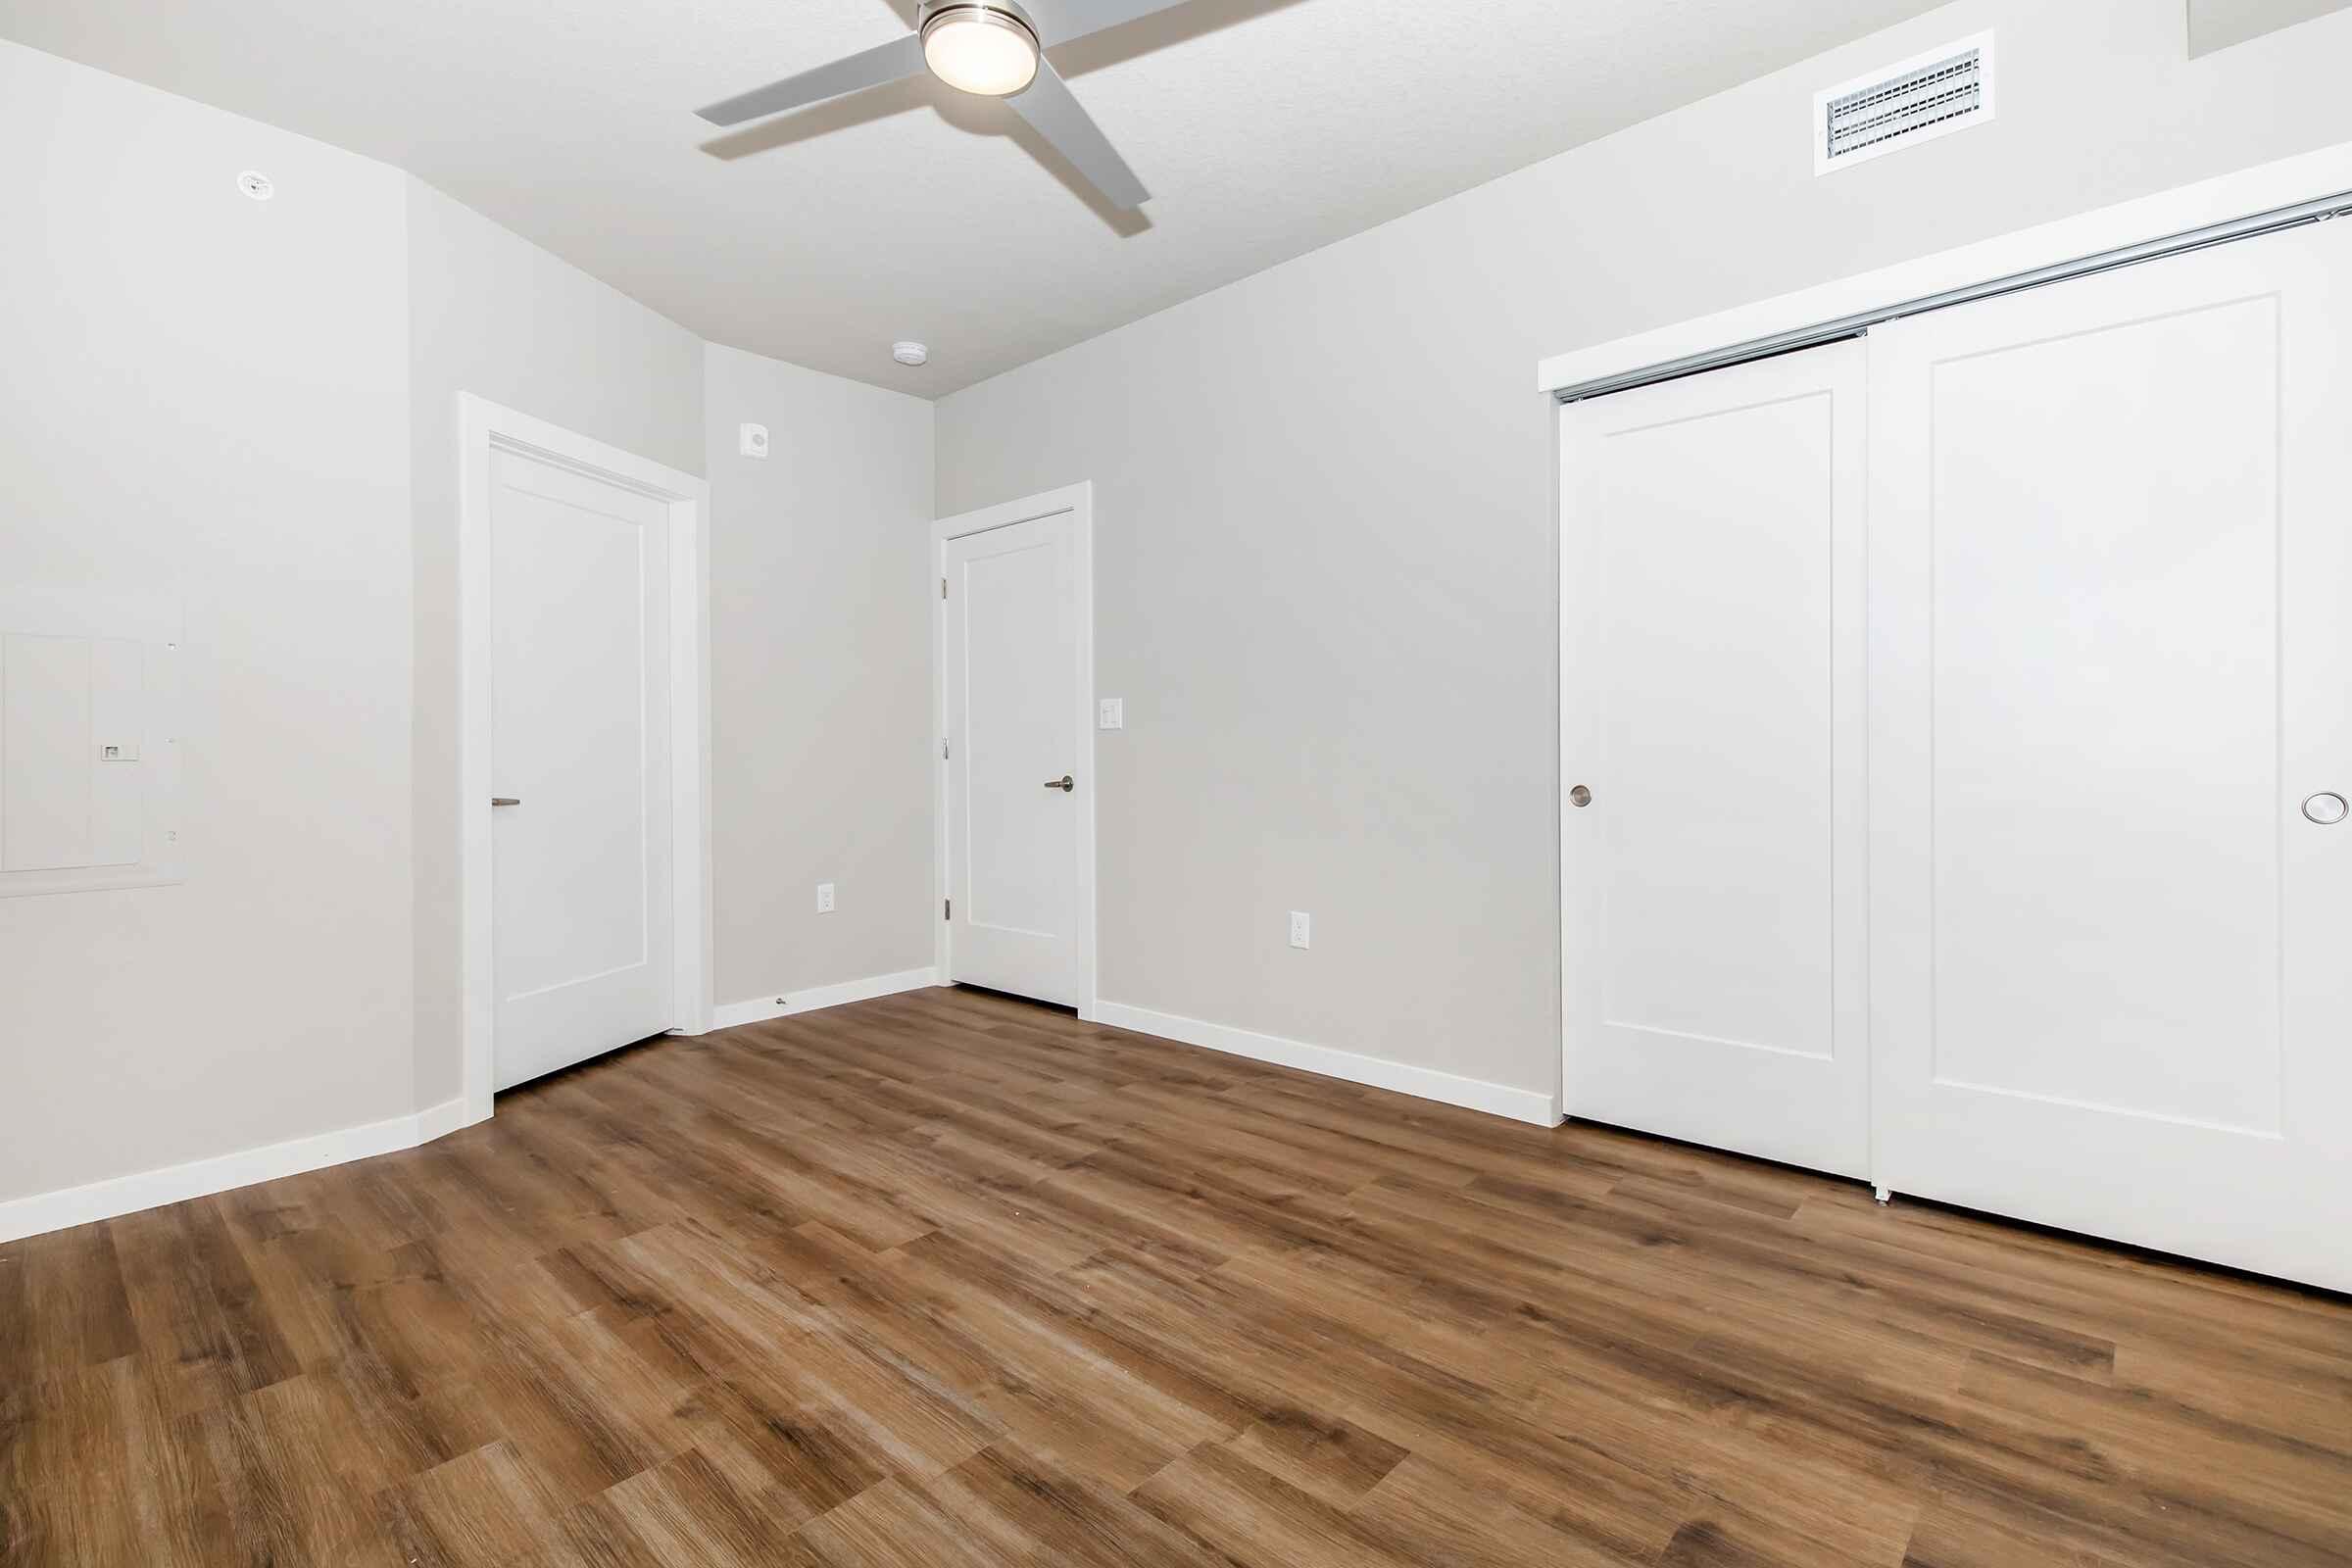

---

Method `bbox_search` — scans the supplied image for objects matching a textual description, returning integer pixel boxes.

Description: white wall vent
[1814,31,1994,175]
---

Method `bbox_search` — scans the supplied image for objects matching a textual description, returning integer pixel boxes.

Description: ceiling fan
[697,0,1194,211]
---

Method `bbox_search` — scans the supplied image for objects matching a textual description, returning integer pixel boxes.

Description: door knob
[2305,792,2349,825]
[1044,775,1074,793]
[491,797,522,808]
[1569,785,1592,808]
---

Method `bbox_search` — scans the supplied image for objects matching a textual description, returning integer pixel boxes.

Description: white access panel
[1560,340,1871,1179]
[2,635,102,870]
[0,587,182,898]
[1868,219,2352,1293]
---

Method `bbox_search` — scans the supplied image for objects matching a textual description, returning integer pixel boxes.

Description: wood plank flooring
[5,985,2349,1567]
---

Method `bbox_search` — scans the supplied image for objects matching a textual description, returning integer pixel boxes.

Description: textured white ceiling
[1,0,1946,394]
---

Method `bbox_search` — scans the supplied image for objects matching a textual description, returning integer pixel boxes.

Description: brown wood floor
[4,987,2349,1568]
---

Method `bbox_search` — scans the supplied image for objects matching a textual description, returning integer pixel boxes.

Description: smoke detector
[893,341,931,367]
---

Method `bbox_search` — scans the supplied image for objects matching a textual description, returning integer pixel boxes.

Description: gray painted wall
[3,42,943,1207]
[935,0,2352,1102]
[0,40,416,1200]
[2188,0,2352,56]
[703,344,938,1005]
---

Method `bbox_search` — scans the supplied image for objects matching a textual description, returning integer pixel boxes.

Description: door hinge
[941,576,948,599]
[944,898,951,920]
[942,738,950,760]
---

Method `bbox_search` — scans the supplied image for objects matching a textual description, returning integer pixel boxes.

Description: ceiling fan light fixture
[920,3,1041,97]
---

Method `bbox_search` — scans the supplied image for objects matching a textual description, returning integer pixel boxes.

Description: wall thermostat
[739,422,769,459]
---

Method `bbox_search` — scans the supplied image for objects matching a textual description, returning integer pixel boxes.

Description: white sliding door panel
[1562,340,1870,1178]
[490,447,675,1091]
[944,511,1082,1005]
[1869,221,2352,1291]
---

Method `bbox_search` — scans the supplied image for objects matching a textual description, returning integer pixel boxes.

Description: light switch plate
[1098,698,1124,730]
[739,422,770,459]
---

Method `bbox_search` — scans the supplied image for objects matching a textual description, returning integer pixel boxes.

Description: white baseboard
[415,1094,474,1144]
[1093,1001,1562,1127]
[0,986,1539,1243]
[710,965,941,1031]
[0,1096,469,1246]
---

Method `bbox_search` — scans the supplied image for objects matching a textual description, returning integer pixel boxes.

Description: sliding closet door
[1869,221,2352,1292]
[1561,341,1870,1178]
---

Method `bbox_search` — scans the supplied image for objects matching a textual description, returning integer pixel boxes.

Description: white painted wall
[703,343,937,1006]
[2189,0,2352,55]
[404,177,706,1110]
[0,42,930,1218]
[0,40,415,1201]
[934,0,2352,1104]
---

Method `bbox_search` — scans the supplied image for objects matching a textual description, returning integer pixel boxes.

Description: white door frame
[931,481,1098,1020]
[457,393,713,1126]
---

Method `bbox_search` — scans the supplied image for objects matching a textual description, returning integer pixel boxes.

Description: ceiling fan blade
[1020,0,1197,46]
[696,34,926,126]
[1007,59,1150,210]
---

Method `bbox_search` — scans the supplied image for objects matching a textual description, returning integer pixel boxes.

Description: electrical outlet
[816,882,836,913]
[1289,910,1310,950]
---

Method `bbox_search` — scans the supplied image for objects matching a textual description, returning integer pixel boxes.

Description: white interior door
[491,447,674,1090]
[1869,221,2352,1292]
[944,511,1081,1005]
[1561,340,1871,1178]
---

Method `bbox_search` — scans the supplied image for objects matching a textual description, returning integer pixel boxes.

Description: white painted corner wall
[0,41,942,1244]
[702,342,940,1009]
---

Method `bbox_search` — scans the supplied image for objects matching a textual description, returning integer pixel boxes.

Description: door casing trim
[457,393,714,1127]
[930,481,1099,1020]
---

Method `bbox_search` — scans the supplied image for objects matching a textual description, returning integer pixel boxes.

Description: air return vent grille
[1815,32,1993,175]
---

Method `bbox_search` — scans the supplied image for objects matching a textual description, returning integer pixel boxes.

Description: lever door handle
[491,797,521,808]
[1044,775,1074,793]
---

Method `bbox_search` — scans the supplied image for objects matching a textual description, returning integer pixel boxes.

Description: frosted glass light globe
[922,6,1040,97]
